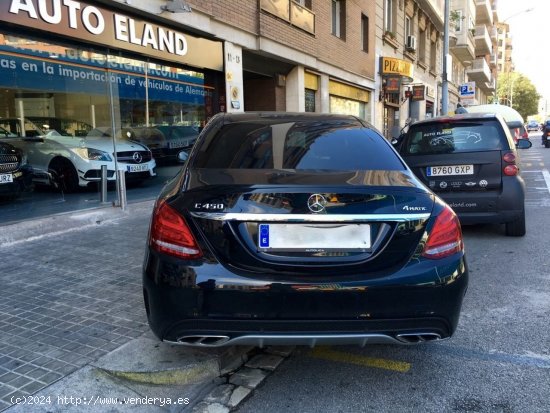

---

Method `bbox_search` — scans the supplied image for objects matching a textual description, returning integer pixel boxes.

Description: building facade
[375,0,444,139]
[158,0,378,122]
[449,0,497,108]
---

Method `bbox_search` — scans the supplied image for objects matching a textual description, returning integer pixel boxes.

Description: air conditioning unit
[406,35,417,51]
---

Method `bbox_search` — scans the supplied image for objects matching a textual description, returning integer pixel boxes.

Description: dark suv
[0,127,33,200]
[395,113,531,236]
[542,120,550,148]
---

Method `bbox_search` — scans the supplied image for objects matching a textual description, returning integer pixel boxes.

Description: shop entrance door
[383,106,396,140]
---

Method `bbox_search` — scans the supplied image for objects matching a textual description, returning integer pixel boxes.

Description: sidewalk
[0,202,292,412]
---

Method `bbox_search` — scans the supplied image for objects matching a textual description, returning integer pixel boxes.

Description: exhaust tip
[176,335,230,346]
[395,333,442,344]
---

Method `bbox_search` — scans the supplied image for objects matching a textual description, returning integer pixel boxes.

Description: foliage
[497,72,540,120]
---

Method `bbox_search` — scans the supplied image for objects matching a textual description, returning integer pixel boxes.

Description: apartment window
[384,0,394,33]
[419,29,426,63]
[405,16,411,40]
[453,10,463,32]
[295,0,312,8]
[332,0,346,39]
[361,14,369,52]
[430,40,437,71]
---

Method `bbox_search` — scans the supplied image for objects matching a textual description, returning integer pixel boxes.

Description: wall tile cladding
[185,0,375,80]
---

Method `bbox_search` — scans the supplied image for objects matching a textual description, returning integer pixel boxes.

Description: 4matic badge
[403,205,427,211]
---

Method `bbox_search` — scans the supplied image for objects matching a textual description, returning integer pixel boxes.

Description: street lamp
[441,0,450,115]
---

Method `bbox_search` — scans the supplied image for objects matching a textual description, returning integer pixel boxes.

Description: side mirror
[177,150,189,163]
[516,139,532,149]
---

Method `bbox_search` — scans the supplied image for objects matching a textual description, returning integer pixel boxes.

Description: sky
[497,0,550,106]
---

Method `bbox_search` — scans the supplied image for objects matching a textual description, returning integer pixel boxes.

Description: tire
[505,209,526,237]
[546,140,550,148]
[49,159,79,193]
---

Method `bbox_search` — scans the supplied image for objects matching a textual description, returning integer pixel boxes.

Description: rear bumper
[143,252,468,346]
[436,177,525,225]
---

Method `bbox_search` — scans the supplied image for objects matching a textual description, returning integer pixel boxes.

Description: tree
[496,72,540,120]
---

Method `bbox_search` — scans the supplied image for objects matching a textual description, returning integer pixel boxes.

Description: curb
[91,335,253,387]
[0,200,155,247]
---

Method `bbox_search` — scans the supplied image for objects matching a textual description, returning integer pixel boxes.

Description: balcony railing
[476,0,493,25]
[261,0,315,34]
[474,25,491,55]
[467,57,492,84]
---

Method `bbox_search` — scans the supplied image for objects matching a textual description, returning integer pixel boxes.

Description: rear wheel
[546,140,550,148]
[49,159,79,193]
[505,209,526,237]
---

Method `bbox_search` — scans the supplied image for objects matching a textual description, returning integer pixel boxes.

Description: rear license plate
[258,223,371,252]
[168,140,188,149]
[427,165,473,176]
[127,164,149,172]
[0,173,14,184]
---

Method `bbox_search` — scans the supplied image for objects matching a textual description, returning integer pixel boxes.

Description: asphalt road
[234,135,550,413]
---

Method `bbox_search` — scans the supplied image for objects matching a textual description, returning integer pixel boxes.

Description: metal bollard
[116,169,127,211]
[100,165,108,204]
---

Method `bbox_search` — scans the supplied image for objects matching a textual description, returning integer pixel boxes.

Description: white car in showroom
[0,118,156,192]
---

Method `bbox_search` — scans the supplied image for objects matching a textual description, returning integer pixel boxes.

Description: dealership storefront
[0,0,224,223]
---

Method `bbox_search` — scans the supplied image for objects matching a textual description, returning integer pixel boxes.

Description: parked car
[143,112,468,348]
[0,126,33,200]
[541,120,550,148]
[89,125,198,163]
[526,120,540,132]
[395,113,531,236]
[0,118,156,192]
[465,104,529,142]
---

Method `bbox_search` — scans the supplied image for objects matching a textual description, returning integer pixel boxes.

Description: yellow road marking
[309,346,411,373]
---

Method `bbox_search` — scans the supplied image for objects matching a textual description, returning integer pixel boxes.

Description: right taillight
[502,152,518,176]
[422,205,463,259]
[149,200,202,259]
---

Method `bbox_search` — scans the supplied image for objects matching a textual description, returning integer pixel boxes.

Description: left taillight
[422,205,463,259]
[149,200,202,259]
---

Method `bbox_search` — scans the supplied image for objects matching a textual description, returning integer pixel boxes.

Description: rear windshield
[192,119,405,171]
[402,120,505,155]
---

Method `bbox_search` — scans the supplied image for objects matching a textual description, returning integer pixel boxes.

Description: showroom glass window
[0,33,211,223]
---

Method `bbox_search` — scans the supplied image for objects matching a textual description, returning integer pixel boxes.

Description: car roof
[409,112,504,126]
[464,104,524,123]
[220,111,364,123]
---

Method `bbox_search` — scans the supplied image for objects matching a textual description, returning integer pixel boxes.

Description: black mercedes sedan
[0,129,33,200]
[143,112,468,347]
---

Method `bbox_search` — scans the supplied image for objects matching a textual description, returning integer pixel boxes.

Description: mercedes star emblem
[307,194,327,213]
[132,152,143,163]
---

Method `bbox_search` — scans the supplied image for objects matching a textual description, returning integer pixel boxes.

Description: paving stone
[203,384,235,405]
[0,384,16,399]
[245,354,285,371]
[228,367,269,389]
[4,375,31,390]
[265,345,296,357]
[227,385,253,408]
[20,380,46,394]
